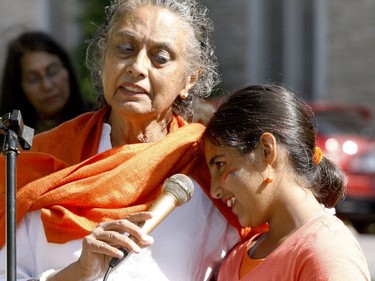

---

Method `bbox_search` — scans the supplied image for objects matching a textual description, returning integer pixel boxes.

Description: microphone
[109,173,194,268]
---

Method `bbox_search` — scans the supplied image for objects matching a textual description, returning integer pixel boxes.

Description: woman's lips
[120,83,147,94]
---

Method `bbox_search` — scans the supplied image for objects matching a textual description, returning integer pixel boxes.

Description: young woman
[203,84,371,280]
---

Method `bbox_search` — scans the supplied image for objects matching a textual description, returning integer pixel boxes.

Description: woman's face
[21,51,70,118]
[204,140,270,227]
[102,5,197,120]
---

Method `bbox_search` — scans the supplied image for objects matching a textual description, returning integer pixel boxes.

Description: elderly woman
[0,1,252,280]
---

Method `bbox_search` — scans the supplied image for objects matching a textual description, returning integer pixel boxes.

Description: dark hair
[203,84,346,208]
[86,0,220,121]
[0,31,90,129]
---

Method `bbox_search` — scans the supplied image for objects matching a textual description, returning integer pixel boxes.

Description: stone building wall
[204,0,375,114]
[326,0,375,112]
[1,0,375,112]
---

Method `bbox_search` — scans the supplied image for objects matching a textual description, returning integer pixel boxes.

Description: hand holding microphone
[108,173,195,268]
[46,174,194,281]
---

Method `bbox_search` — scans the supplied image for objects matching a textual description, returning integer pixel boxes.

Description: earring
[264,165,273,184]
[180,92,188,99]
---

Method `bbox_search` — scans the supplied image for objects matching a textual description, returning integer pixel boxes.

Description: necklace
[248,232,268,258]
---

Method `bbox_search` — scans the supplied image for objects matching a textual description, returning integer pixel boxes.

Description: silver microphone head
[163,174,194,206]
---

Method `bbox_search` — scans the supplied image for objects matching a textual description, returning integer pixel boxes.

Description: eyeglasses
[22,63,66,86]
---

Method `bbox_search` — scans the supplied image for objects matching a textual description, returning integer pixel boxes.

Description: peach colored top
[218,215,371,281]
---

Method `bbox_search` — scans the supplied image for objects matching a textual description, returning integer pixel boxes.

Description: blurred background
[1,0,375,104]
[0,0,374,276]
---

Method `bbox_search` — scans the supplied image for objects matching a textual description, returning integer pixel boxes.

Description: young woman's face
[204,140,271,227]
[21,51,70,118]
[102,5,197,120]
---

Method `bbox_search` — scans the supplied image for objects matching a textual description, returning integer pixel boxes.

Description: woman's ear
[259,132,277,165]
[179,70,201,99]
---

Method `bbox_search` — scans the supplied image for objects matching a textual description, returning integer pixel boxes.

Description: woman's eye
[153,51,171,65]
[117,43,133,54]
[46,64,62,77]
[25,75,39,84]
[215,161,225,170]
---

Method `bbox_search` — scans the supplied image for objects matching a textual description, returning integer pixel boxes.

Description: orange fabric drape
[0,107,256,248]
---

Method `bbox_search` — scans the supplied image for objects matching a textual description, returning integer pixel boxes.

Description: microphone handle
[109,193,177,268]
[109,247,132,268]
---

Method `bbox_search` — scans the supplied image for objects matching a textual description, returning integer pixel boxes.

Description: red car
[310,102,375,233]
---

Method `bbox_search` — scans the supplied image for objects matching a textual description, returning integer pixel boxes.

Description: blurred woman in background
[0,31,92,133]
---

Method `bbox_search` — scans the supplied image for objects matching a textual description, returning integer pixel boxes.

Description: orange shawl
[0,107,257,248]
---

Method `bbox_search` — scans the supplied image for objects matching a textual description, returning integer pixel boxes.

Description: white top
[0,124,239,281]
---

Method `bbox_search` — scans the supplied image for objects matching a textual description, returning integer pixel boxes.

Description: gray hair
[86,0,220,121]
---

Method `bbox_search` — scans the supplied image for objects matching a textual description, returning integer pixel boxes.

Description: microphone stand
[0,110,34,281]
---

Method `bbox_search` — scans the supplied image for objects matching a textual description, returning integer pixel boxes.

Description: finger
[105,221,154,249]
[95,230,152,253]
[125,211,153,223]
[83,234,126,259]
[95,212,153,232]
[96,213,154,242]
[92,221,154,252]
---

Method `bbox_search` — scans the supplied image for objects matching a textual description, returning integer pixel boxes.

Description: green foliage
[74,0,110,102]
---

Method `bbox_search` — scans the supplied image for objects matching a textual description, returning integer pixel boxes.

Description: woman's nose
[210,181,223,200]
[127,49,149,78]
[40,76,53,90]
